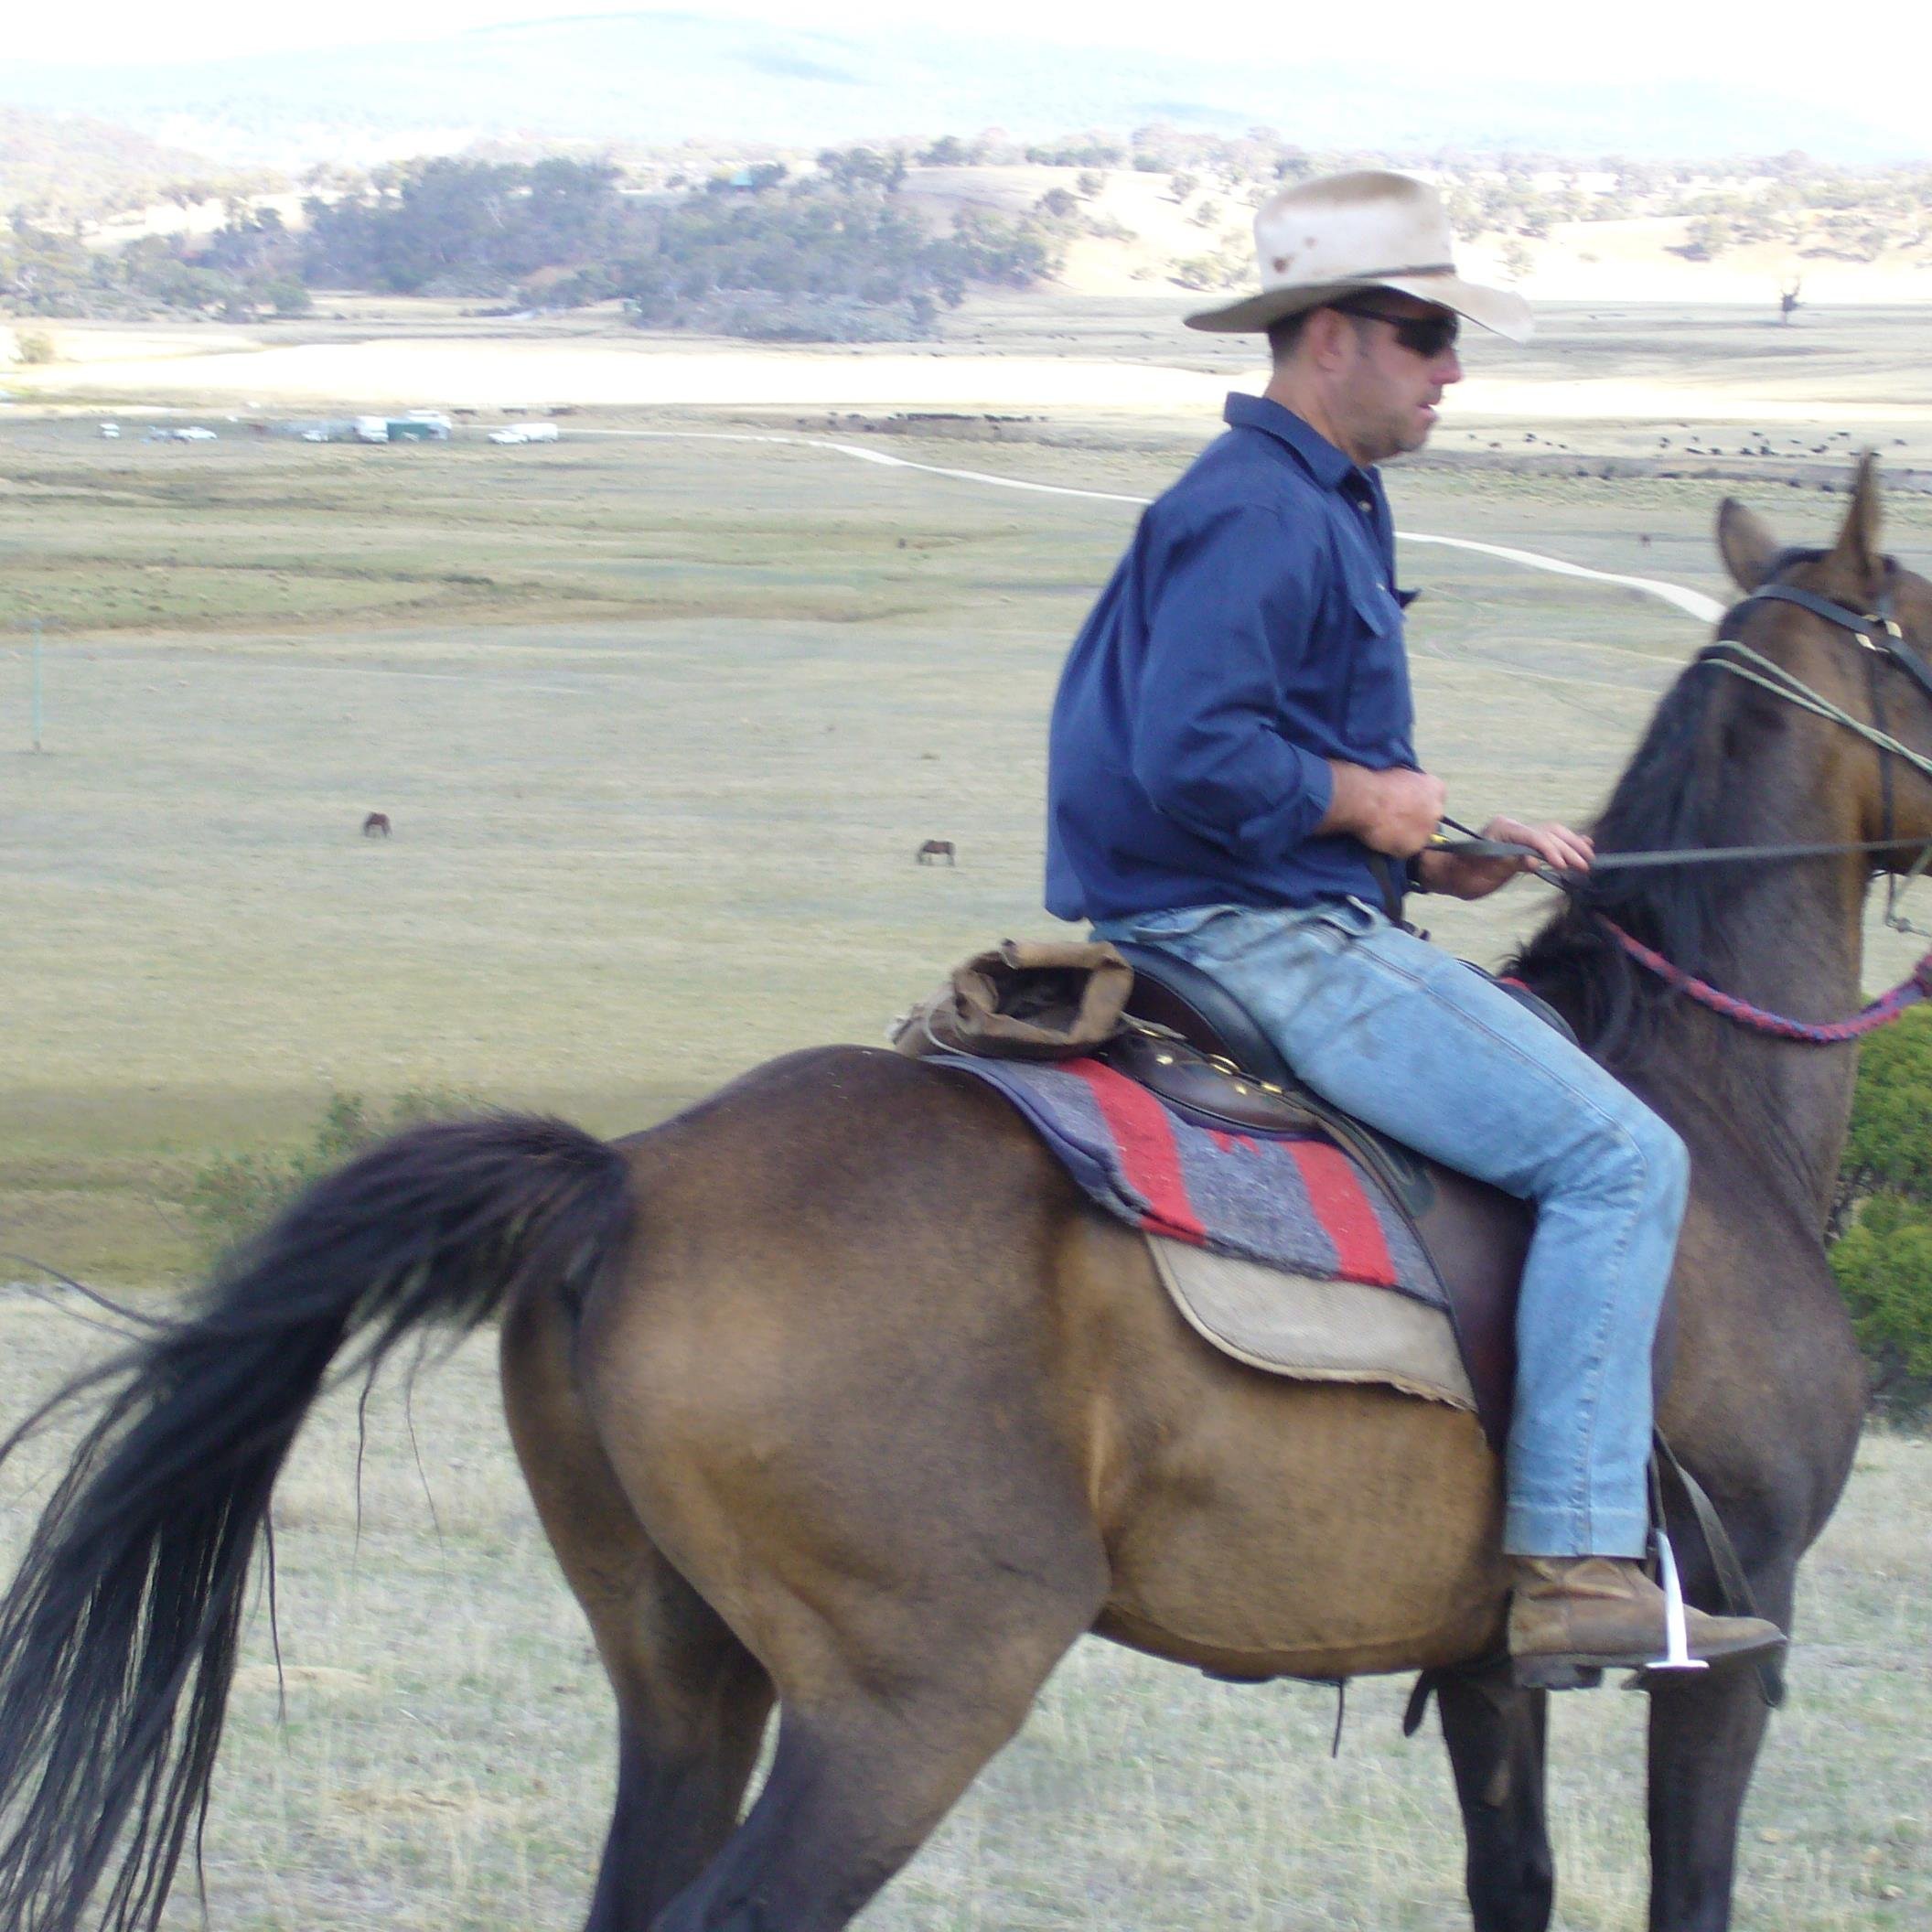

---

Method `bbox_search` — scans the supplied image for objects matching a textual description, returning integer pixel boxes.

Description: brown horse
[0,467,1925,1932]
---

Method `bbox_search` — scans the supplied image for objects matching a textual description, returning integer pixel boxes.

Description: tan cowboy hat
[1185,169,1532,343]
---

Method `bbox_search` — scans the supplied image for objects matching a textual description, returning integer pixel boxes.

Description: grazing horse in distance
[0,465,1925,1932]
[362,811,392,838]
[915,837,956,865]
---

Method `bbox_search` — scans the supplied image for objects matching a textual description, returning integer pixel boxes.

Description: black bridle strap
[1434,833,1931,871]
[1733,580,1894,639]
[1435,567,1932,878]
[1733,578,1932,708]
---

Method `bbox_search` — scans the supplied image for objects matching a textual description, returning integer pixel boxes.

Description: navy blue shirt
[1045,393,1418,923]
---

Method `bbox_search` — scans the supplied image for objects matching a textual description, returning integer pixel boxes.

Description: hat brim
[1184,272,1533,345]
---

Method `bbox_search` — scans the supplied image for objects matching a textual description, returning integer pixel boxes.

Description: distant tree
[1073,169,1106,200]
[1501,237,1534,282]
[1683,213,1733,261]
[814,146,907,195]
[1780,274,1803,324]
[1023,140,1122,167]
[1168,171,1198,203]
[301,156,626,294]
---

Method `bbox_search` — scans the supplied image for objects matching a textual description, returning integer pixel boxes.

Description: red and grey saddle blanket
[934,1053,1443,1308]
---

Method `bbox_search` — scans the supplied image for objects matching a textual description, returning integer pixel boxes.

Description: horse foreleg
[1644,1662,1776,1932]
[1433,1665,1555,1932]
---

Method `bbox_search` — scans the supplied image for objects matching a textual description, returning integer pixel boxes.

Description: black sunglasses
[1331,301,1459,360]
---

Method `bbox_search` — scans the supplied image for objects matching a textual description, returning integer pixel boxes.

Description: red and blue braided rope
[1597,917,1932,1043]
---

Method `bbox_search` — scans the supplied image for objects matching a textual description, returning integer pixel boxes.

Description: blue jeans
[1093,898,1688,1557]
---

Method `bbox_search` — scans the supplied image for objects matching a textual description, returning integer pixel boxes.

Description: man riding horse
[1046,170,1784,1682]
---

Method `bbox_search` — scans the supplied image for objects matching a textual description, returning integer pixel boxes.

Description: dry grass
[0,1305,1922,1930]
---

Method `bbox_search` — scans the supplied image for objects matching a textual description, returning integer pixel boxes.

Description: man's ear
[1300,306,1354,370]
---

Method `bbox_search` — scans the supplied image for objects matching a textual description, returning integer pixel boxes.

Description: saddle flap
[1111,941,1296,1087]
[1101,1027,1326,1137]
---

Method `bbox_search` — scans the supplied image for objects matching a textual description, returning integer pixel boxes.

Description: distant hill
[0,106,235,221]
[1,10,1923,168]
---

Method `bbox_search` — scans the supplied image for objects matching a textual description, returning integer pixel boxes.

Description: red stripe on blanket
[1286,1140,1399,1286]
[1070,1059,1207,1243]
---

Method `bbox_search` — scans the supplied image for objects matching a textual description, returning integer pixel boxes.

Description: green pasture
[3,371,1932,1927]
[6,417,1932,1282]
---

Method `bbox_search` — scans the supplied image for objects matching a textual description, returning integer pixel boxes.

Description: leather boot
[1508,1556,1786,1689]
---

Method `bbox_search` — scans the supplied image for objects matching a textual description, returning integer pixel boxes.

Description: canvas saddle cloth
[894,939,1560,1449]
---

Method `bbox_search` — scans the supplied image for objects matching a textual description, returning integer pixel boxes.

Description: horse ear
[1826,452,1884,600]
[1717,497,1779,592]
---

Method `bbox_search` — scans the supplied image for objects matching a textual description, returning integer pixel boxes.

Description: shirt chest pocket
[1343,579,1414,752]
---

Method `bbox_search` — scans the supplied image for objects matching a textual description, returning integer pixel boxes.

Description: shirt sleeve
[1129,501,1336,860]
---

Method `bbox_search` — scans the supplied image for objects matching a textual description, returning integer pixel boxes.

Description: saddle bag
[890,939,1134,1061]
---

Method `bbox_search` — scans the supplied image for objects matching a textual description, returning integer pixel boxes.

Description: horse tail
[0,1113,634,1932]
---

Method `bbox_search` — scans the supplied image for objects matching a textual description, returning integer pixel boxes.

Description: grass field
[0,1306,1923,1932]
[6,408,1932,1281]
[3,303,1930,1925]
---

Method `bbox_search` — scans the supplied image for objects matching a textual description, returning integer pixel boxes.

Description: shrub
[1840,1007,1932,1202]
[1830,1008,1932,1414]
[1830,1195,1932,1398]
[186,1088,480,1266]
[14,329,56,363]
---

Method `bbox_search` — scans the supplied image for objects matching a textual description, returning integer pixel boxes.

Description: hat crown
[1183,166,1532,343]
[1253,170,1456,291]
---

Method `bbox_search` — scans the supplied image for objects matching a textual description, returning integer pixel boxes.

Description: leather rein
[1448,572,1932,1044]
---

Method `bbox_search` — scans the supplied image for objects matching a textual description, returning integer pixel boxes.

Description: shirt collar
[1222,392,1368,494]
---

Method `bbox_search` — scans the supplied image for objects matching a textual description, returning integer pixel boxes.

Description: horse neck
[1641,778,1870,1224]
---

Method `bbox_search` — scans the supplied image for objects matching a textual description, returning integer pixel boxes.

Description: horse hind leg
[1433,1665,1556,1932]
[499,1288,773,1932]
[637,1376,1109,1929]
[654,1587,1100,1932]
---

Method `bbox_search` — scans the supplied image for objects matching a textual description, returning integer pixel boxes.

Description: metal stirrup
[1646,1528,1708,1673]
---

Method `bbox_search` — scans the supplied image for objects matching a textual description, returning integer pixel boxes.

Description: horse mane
[1508,651,1744,1075]
[1509,536,1908,1074]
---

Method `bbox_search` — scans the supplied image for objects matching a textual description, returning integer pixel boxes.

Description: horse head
[1714,455,1932,866]
[1515,458,1932,1067]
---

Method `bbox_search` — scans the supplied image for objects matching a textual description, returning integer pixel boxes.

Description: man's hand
[1417,814,1594,901]
[1321,762,1447,856]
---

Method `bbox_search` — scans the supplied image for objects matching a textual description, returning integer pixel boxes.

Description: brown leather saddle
[1103,942,1550,1450]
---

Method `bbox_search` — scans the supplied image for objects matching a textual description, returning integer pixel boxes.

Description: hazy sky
[14,0,1927,93]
